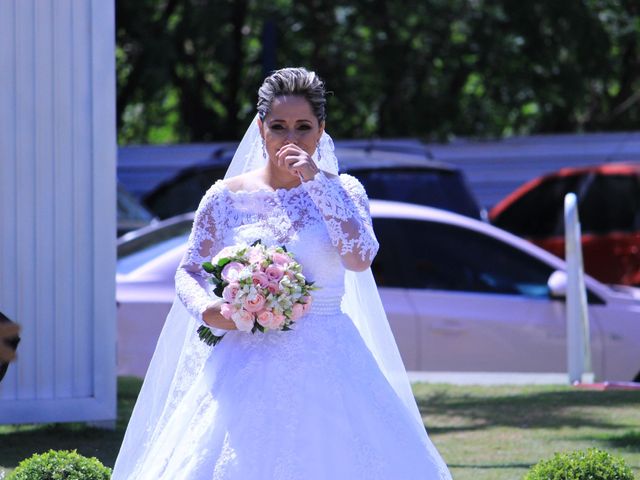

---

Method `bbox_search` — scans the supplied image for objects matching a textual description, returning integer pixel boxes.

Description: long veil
[112,115,449,479]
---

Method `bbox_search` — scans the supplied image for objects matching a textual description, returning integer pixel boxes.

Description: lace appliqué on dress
[303,172,379,263]
[175,183,225,324]
[175,173,378,326]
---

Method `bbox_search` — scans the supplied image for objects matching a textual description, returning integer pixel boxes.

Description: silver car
[117,201,640,381]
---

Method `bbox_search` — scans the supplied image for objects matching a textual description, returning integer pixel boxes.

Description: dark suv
[120,141,482,221]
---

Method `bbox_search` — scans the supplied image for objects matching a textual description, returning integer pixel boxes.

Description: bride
[112,67,451,479]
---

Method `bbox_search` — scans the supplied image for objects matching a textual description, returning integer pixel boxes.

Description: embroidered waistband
[308,295,343,316]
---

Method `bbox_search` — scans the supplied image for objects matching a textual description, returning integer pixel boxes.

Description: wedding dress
[112,122,451,479]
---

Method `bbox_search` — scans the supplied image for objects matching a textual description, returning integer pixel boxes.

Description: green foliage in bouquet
[524,448,634,480]
[197,325,225,346]
[7,449,111,480]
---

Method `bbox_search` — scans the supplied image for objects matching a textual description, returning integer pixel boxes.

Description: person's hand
[0,323,20,363]
[203,306,237,330]
[275,143,319,181]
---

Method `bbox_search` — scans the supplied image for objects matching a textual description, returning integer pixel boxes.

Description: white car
[117,200,640,381]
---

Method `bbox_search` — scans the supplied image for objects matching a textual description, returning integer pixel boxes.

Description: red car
[490,163,640,286]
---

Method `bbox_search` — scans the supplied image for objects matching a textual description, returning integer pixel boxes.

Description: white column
[0,0,116,424]
[564,193,594,384]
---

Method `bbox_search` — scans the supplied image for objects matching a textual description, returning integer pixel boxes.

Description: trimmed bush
[7,449,111,480]
[524,448,634,480]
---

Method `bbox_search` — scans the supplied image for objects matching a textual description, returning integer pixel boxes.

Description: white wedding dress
[113,171,450,479]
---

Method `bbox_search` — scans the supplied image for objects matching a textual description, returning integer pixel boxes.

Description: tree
[116,0,640,143]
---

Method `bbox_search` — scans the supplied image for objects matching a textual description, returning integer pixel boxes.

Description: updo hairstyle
[257,67,326,124]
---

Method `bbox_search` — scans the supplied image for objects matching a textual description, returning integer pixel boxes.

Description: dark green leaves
[202,261,215,274]
[197,325,225,347]
[217,257,231,268]
[117,1,640,143]
[213,284,225,298]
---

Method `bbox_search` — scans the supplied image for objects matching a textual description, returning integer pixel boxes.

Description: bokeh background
[116,0,640,144]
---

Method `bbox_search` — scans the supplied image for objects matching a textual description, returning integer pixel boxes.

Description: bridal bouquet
[197,240,318,346]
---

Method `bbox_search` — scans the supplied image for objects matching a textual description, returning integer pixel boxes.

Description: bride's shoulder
[315,171,366,195]
[198,173,253,200]
[218,171,263,193]
[320,170,355,185]
[197,174,242,205]
[336,172,366,194]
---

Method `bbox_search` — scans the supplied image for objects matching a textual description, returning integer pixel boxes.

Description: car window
[351,169,481,219]
[494,172,640,237]
[492,176,582,237]
[118,183,155,223]
[372,218,554,297]
[144,167,227,219]
[579,174,640,233]
[118,220,193,260]
[117,233,190,275]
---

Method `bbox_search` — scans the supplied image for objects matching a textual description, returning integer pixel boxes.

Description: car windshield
[354,168,481,219]
[579,174,640,233]
[135,147,482,220]
[494,172,640,236]
[117,219,193,274]
[144,166,229,219]
[118,183,155,223]
[117,233,189,275]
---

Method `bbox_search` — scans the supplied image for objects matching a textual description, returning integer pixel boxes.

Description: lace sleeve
[175,183,224,324]
[302,171,379,271]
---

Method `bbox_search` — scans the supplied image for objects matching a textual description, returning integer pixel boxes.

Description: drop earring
[262,140,267,161]
[316,140,321,163]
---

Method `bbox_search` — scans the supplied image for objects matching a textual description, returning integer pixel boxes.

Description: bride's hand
[203,306,237,330]
[276,143,319,181]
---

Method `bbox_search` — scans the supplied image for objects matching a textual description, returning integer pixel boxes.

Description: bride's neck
[261,163,301,190]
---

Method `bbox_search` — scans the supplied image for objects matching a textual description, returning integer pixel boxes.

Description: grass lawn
[1,378,638,478]
[416,383,640,479]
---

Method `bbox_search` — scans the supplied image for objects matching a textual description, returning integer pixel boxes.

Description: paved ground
[408,371,570,385]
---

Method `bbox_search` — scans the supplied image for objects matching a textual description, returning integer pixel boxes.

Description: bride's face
[259,95,324,164]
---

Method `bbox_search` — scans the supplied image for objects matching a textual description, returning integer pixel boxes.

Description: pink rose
[265,264,284,282]
[221,262,244,282]
[272,313,286,329]
[256,310,275,328]
[232,309,254,332]
[243,293,266,313]
[267,281,280,294]
[291,303,305,321]
[271,252,290,266]
[220,302,237,320]
[222,282,241,303]
[302,300,312,314]
[252,271,270,289]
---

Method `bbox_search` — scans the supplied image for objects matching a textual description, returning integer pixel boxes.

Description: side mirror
[547,270,568,299]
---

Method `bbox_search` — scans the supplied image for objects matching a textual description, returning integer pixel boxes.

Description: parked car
[489,163,640,286]
[138,143,482,220]
[117,200,640,381]
[117,182,157,237]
